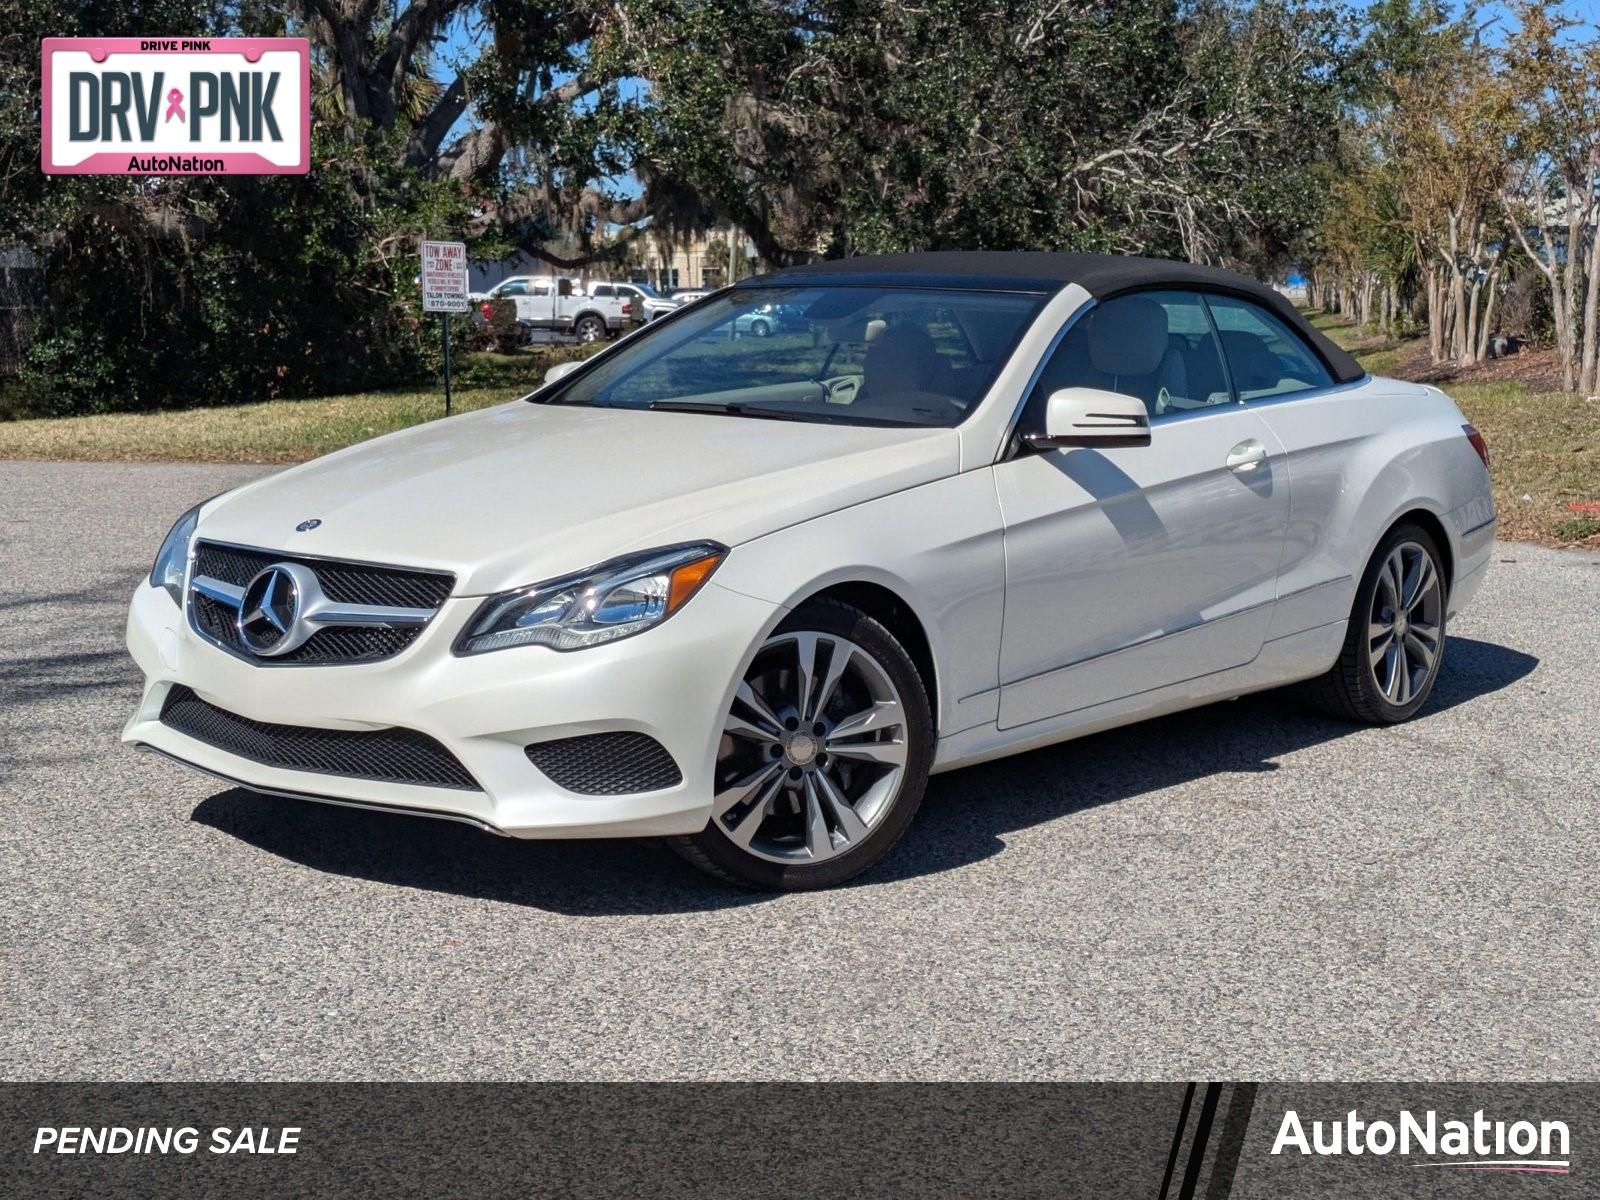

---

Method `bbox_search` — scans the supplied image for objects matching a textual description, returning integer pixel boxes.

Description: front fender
[715,468,1007,738]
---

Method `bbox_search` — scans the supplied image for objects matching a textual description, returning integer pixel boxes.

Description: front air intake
[160,686,478,791]
[525,732,682,795]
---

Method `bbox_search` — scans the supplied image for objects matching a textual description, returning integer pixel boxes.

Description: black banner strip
[1178,1082,1224,1199]
[1159,1081,1197,1200]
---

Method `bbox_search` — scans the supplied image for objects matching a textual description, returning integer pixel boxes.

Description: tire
[671,599,933,890]
[1309,521,1447,724]
[750,318,771,338]
[573,315,605,343]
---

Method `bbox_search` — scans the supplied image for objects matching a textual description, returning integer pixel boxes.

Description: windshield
[539,285,1045,427]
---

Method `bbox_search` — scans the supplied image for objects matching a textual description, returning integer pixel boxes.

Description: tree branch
[431,72,611,179]
[403,73,469,167]
[374,0,475,119]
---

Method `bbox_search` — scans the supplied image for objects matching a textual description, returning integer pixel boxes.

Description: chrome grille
[193,542,452,608]
[160,686,478,790]
[188,540,453,666]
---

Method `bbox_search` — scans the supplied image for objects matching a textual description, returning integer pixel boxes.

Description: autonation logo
[1272,1109,1570,1175]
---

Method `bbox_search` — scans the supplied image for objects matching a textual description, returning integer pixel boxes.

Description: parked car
[126,252,1495,890]
[588,280,679,323]
[476,276,629,342]
[669,287,714,304]
[733,301,808,338]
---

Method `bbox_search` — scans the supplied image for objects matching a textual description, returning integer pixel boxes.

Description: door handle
[1226,440,1268,472]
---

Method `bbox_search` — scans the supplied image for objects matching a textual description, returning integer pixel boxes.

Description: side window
[1203,295,1334,401]
[592,284,614,298]
[1026,290,1233,423]
[497,280,528,296]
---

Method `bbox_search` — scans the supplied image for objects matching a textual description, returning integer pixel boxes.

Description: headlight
[455,542,727,654]
[148,503,203,605]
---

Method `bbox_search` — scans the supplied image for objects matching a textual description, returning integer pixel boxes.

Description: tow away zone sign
[421,241,469,313]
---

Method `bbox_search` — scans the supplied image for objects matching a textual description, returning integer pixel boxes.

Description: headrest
[1087,298,1169,376]
[1218,330,1279,387]
[864,324,939,388]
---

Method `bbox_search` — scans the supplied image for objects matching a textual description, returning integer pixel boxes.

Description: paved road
[2,460,1596,1081]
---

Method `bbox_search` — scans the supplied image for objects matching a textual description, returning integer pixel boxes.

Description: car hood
[199,400,959,595]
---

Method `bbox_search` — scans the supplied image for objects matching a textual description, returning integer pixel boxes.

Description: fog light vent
[525,732,682,795]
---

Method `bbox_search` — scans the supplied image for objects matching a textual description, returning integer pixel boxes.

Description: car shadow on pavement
[189,636,1538,914]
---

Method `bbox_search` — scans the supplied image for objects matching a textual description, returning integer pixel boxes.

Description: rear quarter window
[1204,294,1334,401]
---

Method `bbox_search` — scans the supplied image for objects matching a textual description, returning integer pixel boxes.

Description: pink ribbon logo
[164,88,185,123]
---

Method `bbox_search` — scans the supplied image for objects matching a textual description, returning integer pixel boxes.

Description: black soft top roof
[741,251,1363,384]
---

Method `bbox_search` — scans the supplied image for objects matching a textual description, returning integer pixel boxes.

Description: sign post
[420,240,469,416]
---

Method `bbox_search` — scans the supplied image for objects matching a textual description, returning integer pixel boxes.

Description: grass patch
[0,343,589,464]
[1308,308,1413,375]
[1442,380,1599,546]
[0,386,529,464]
[1557,515,1600,541]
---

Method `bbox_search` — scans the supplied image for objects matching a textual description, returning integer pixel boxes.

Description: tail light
[1463,424,1490,469]
[480,301,492,320]
[621,301,633,316]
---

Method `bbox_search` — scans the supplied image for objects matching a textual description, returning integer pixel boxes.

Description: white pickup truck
[475,276,632,342]
[587,280,681,322]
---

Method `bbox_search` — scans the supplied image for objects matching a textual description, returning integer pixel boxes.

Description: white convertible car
[125,253,1496,889]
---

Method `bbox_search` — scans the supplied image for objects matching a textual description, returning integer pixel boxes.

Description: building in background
[466,251,549,295]
[631,224,758,290]
[1275,278,1310,306]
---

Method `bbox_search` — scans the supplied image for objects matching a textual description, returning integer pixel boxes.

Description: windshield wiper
[647,399,926,428]
[649,400,812,422]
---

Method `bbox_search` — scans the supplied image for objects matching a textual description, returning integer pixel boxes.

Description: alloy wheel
[712,631,909,864]
[1367,540,1443,706]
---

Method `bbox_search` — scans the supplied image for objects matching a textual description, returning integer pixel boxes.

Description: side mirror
[1024,387,1151,450]
[543,360,584,386]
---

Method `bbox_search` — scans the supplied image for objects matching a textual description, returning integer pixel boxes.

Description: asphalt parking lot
[3,459,1597,1081]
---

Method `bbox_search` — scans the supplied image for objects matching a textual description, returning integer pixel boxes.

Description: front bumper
[123,577,778,838]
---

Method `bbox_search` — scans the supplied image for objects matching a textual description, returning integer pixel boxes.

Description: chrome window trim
[1231,374,1372,410]
[1147,401,1246,428]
